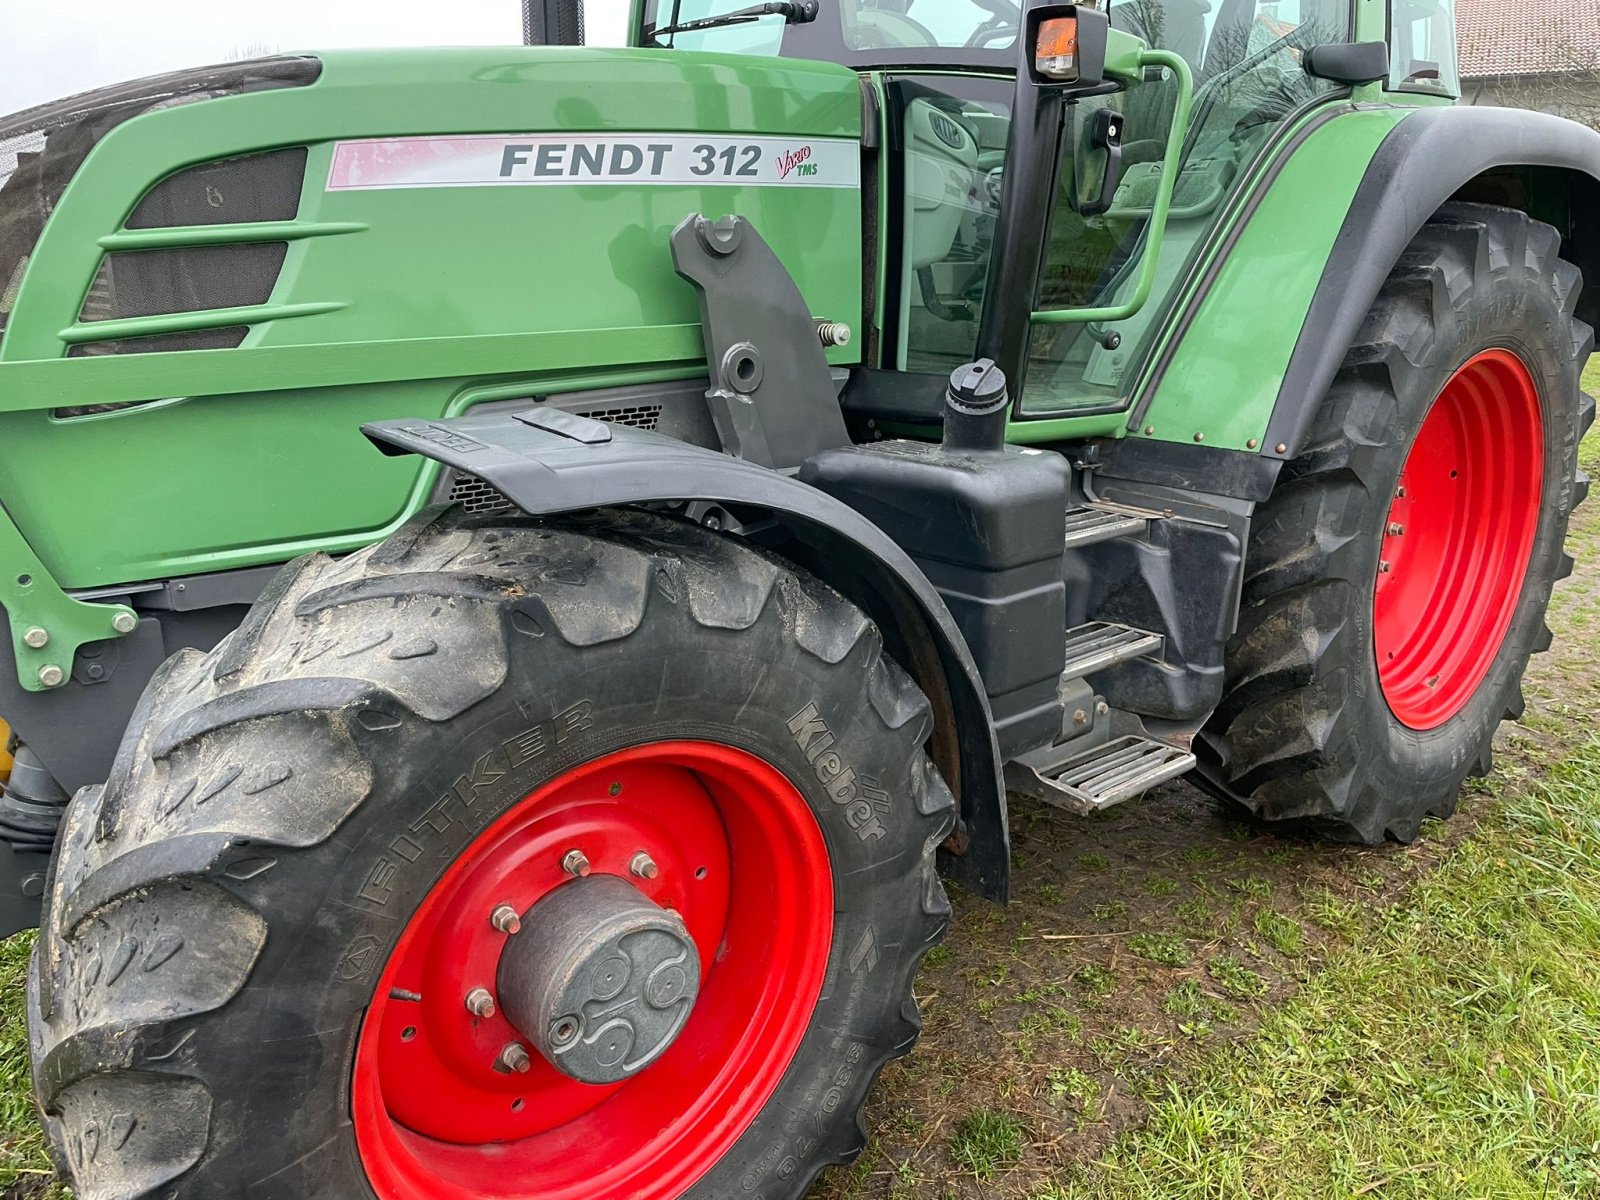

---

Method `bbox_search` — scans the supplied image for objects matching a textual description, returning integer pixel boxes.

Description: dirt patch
[815,494,1600,1200]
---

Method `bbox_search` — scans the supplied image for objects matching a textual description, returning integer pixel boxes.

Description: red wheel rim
[353,741,833,1200]
[1373,349,1544,730]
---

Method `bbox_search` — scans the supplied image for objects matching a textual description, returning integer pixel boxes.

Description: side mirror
[1304,41,1390,86]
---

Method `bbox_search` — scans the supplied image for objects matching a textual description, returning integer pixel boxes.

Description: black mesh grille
[441,404,664,515]
[67,326,249,357]
[575,402,662,430]
[447,474,516,515]
[128,147,307,229]
[0,56,319,350]
[80,242,287,321]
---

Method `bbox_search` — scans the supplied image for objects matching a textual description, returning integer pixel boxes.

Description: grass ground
[0,368,1597,1199]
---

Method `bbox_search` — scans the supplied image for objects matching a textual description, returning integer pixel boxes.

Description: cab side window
[1019,0,1351,414]
[1390,0,1461,96]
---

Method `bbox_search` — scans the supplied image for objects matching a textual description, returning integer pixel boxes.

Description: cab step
[1062,502,1161,550]
[1006,734,1197,815]
[1061,621,1163,680]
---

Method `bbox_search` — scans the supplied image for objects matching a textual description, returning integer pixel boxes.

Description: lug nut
[490,904,523,935]
[1388,523,1404,536]
[498,1042,533,1074]
[465,987,496,1019]
[37,665,64,688]
[112,612,138,634]
[562,849,592,878]
[1396,486,1407,499]
[629,852,660,880]
[22,627,48,649]
[1072,709,1088,726]
[1379,561,1393,574]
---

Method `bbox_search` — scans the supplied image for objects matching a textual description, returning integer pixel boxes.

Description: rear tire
[29,506,953,1199]
[1197,203,1595,841]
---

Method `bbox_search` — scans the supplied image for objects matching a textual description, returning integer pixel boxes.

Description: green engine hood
[0,46,865,598]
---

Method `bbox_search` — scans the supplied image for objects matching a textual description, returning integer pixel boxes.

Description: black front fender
[1265,104,1600,461]
[364,407,1010,901]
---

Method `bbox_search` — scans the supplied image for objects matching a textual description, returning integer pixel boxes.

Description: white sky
[1,0,633,116]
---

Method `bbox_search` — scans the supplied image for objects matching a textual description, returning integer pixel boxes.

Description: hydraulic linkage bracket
[0,503,136,692]
[669,213,851,470]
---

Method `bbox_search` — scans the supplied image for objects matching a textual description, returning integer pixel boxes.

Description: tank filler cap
[947,359,1009,414]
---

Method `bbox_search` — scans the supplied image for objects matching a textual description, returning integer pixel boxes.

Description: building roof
[1458,0,1600,79]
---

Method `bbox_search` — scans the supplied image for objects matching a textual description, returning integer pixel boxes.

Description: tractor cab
[632,0,1459,430]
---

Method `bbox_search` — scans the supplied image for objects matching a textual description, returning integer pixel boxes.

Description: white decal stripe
[327,133,859,190]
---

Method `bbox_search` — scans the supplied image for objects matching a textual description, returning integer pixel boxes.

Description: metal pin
[112,612,138,634]
[465,988,496,1019]
[816,320,852,348]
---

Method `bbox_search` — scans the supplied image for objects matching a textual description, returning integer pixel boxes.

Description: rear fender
[1264,105,1600,461]
[363,408,1011,901]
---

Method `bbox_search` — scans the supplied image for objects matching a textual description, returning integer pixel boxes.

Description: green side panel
[0,48,864,589]
[1129,107,1410,451]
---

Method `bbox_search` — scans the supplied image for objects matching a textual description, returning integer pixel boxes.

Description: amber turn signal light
[1035,17,1080,81]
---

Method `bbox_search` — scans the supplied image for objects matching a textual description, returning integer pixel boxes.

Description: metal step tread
[1042,734,1196,811]
[1062,502,1161,549]
[1061,621,1163,679]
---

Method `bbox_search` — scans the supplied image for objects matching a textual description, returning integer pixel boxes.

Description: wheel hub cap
[498,875,701,1085]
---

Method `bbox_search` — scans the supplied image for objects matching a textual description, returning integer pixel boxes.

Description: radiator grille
[0,56,319,353]
[67,326,249,357]
[129,147,307,228]
[80,242,288,322]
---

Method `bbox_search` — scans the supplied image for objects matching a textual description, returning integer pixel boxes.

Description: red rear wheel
[353,741,833,1200]
[1373,349,1544,730]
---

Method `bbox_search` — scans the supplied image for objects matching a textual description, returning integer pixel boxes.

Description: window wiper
[647,0,819,43]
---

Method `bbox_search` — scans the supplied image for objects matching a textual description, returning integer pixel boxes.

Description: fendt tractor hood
[0,47,865,368]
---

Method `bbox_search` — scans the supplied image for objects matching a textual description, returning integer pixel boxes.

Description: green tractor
[1,0,1595,1195]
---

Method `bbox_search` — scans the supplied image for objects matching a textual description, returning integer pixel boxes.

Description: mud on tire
[1197,202,1595,842]
[29,506,955,1200]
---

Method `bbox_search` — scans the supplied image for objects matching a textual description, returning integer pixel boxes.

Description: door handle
[1081,107,1125,217]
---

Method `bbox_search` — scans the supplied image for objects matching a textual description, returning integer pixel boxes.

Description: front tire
[30,507,953,1200]
[1197,203,1594,841]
